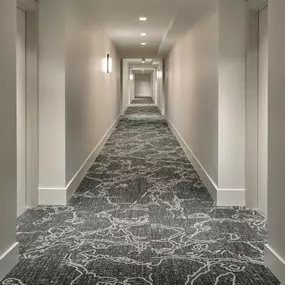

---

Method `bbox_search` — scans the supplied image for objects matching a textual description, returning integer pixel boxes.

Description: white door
[17,8,26,216]
[258,7,268,215]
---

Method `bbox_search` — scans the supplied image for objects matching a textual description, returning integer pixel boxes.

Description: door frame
[17,0,39,210]
[17,6,27,216]
[245,0,268,211]
[257,6,269,215]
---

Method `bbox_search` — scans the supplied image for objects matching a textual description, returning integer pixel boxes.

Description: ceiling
[127,58,160,74]
[248,0,268,10]
[17,0,38,11]
[91,0,214,58]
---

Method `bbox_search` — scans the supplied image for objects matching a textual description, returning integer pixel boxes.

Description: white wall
[17,7,26,217]
[134,74,152,97]
[122,59,131,111]
[245,0,268,212]
[265,1,285,284]
[39,0,66,194]
[165,5,219,187]
[130,78,135,102]
[65,0,121,186]
[151,71,156,103]
[157,60,165,113]
[245,9,259,210]
[39,0,121,204]
[0,0,19,279]
[218,0,246,193]
[25,5,39,208]
[258,7,268,215]
[165,0,247,205]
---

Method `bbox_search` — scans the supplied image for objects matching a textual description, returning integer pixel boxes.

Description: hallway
[131,97,154,105]
[1,106,279,284]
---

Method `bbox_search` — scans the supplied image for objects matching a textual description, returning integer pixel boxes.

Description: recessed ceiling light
[140,33,147,36]
[141,43,146,46]
[139,17,147,21]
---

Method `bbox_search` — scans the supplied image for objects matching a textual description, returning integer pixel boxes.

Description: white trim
[38,114,121,205]
[265,244,285,285]
[121,105,129,115]
[245,8,259,210]
[65,114,121,202]
[17,205,27,217]
[165,115,246,206]
[0,243,19,281]
[26,3,39,209]
[217,189,246,206]
[38,187,66,205]
[157,105,164,115]
[165,115,218,201]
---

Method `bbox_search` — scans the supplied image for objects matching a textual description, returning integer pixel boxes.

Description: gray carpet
[131,97,154,105]
[1,106,280,284]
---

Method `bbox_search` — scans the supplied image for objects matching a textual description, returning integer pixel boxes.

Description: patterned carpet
[1,106,280,285]
[131,97,154,105]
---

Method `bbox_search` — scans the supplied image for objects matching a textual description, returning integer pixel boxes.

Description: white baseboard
[165,115,245,206]
[65,114,121,202]
[165,115,218,201]
[265,244,285,285]
[121,105,129,115]
[38,186,70,206]
[217,189,245,206]
[0,242,19,281]
[38,114,121,206]
[157,105,164,115]
[17,205,27,217]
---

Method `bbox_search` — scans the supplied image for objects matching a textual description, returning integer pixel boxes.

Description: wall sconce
[157,69,162,79]
[106,53,112,73]
[129,73,134,80]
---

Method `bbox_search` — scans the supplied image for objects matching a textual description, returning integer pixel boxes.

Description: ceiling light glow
[139,17,147,21]
[141,43,146,46]
[141,33,147,36]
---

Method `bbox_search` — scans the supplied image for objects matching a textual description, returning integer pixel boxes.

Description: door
[17,8,26,216]
[258,7,268,215]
